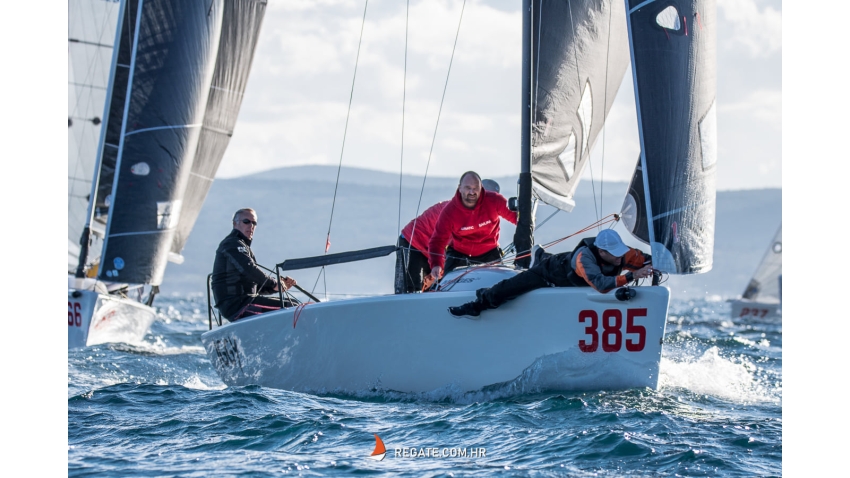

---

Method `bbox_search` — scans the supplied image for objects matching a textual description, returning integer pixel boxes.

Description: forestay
[621,0,717,274]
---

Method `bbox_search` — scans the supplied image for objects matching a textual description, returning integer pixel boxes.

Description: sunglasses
[241,219,258,226]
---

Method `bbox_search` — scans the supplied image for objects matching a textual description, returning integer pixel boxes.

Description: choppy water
[68,294,782,476]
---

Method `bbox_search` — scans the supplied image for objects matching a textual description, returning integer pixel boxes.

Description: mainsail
[742,225,782,302]
[529,0,631,213]
[169,0,268,260]
[621,0,717,274]
[514,0,631,266]
[68,0,121,272]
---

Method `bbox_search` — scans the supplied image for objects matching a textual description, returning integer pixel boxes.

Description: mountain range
[162,165,781,301]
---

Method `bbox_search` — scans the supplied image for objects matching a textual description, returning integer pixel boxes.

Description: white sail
[742,225,782,303]
[68,0,121,271]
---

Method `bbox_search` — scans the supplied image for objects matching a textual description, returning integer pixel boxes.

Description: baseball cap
[595,229,630,257]
[481,179,500,193]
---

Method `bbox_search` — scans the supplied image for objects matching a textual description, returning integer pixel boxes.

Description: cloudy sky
[219,0,782,190]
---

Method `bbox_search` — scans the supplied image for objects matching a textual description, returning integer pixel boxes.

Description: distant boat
[68,0,267,348]
[202,0,717,394]
[729,225,781,320]
[368,435,386,461]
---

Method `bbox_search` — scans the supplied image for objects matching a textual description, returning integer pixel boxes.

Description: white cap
[481,179,500,193]
[595,229,630,257]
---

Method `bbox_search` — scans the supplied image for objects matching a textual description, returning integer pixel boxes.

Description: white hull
[202,269,671,395]
[68,287,157,349]
[729,298,781,321]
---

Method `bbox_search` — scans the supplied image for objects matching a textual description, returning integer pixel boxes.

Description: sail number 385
[578,308,646,353]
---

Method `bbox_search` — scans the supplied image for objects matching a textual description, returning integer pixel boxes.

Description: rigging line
[397,0,409,236]
[600,0,614,217]
[325,0,369,254]
[532,1,543,128]
[566,0,600,225]
[409,0,467,244]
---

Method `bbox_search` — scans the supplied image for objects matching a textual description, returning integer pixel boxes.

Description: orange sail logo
[368,434,386,461]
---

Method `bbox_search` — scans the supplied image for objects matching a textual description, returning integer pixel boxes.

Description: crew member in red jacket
[395,200,448,294]
[427,172,518,281]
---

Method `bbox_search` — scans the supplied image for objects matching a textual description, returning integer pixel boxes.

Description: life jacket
[565,236,626,287]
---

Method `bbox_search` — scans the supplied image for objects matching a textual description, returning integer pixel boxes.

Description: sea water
[68,295,781,476]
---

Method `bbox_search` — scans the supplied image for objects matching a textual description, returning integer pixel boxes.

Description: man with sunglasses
[211,208,297,322]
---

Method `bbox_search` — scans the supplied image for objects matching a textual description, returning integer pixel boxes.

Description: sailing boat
[201,0,716,394]
[68,0,267,348]
[729,225,781,319]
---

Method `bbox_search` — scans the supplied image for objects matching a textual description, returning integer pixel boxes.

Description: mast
[513,0,534,269]
[74,0,127,278]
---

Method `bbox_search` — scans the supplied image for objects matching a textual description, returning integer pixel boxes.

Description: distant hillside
[162,166,781,301]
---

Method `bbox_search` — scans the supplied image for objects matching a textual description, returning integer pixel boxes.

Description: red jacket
[428,189,518,269]
[400,201,448,254]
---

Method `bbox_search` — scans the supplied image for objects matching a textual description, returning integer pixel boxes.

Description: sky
[218,0,783,190]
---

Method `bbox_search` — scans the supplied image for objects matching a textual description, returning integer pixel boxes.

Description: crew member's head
[458,171,482,209]
[594,229,630,266]
[232,208,258,240]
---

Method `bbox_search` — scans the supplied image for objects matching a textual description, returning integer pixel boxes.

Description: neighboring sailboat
[69,0,267,348]
[729,225,781,320]
[201,0,716,395]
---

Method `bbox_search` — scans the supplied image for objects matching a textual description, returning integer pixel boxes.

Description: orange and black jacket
[566,237,649,292]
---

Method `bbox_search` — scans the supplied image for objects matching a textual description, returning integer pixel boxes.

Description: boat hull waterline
[202,283,671,394]
[68,289,157,349]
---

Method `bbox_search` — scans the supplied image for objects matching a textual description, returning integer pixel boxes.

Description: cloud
[218,0,782,190]
[717,0,782,57]
[718,89,781,131]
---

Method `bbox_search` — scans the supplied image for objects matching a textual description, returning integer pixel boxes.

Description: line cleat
[448,302,481,319]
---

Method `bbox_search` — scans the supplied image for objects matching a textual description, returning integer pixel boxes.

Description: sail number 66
[578,308,647,353]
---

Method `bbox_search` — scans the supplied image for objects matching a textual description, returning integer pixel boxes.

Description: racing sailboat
[68,0,267,348]
[201,0,717,395]
[729,225,781,320]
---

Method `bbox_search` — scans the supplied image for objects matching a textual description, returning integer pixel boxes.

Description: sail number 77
[578,308,647,352]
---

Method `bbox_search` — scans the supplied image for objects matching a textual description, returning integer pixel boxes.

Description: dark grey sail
[529,0,630,212]
[621,0,717,274]
[169,0,268,260]
[514,0,631,266]
[98,0,225,285]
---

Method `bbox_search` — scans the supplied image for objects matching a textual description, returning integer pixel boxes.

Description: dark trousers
[232,295,294,321]
[444,245,503,273]
[395,236,431,293]
[473,252,581,311]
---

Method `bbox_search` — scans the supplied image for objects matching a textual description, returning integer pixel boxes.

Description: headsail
[97,0,225,285]
[169,0,268,260]
[68,0,121,272]
[529,0,630,213]
[742,225,782,302]
[621,0,717,274]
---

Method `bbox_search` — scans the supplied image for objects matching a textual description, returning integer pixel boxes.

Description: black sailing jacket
[211,229,277,319]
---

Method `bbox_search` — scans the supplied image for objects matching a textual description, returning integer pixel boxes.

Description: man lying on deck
[211,208,298,322]
[448,229,654,319]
